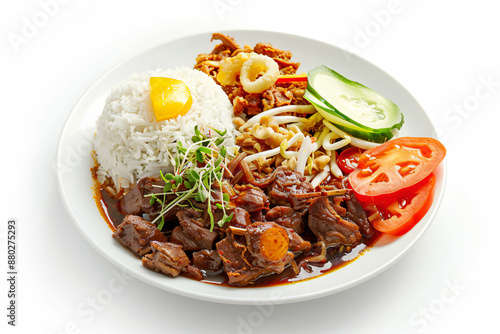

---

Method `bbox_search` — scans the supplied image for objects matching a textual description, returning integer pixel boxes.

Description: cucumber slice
[307,65,404,133]
[304,89,365,131]
[304,89,394,143]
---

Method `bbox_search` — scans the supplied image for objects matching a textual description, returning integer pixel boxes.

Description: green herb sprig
[146,126,234,231]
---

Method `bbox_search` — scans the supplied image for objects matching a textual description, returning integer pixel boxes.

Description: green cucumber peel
[306,65,404,136]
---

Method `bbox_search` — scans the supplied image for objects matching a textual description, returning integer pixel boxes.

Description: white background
[1,0,499,333]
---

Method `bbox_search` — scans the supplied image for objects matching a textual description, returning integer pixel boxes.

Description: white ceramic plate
[56,30,446,305]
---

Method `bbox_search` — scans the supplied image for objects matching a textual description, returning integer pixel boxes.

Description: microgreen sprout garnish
[146,126,234,231]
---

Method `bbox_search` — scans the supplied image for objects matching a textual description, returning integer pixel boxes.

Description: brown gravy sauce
[92,179,381,288]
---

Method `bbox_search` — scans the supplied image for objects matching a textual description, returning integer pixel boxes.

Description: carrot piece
[259,227,289,262]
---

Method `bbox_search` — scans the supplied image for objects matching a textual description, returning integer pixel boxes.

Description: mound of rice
[94,67,235,191]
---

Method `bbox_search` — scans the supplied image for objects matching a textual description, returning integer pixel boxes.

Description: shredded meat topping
[194,33,307,116]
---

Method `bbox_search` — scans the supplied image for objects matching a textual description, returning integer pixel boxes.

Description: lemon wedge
[149,77,192,122]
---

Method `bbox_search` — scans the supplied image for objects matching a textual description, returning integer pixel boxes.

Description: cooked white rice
[94,67,235,191]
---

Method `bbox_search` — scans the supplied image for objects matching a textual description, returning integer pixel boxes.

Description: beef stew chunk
[216,235,273,286]
[112,215,167,256]
[223,207,252,229]
[285,228,312,254]
[142,241,189,277]
[308,197,362,248]
[216,222,312,284]
[266,167,313,210]
[169,226,200,252]
[234,188,269,213]
[169,210,219,251]
[345,193,375,238]
[192,249,223,273]
[118,177,185,221]
[118,187,142,215]
[137,177,163,213]
[265,206,306,234]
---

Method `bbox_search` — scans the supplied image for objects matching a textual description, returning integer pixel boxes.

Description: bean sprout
[283,151,299,158]
[322,120,381,150]
[239,105,316,131]
[305,174,315,182]
[329,150,343,179]
[311,127,330,152]
[272,116,308,125]
[311,164,331,188]
[295,136,312,175]
[322,131,351,151]
[288,122,305,130]
[243,132,304,163]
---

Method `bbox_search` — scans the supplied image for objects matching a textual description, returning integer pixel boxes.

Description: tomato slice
[363,173,436,235]
[337,147,365,174]
[349,137,445,200]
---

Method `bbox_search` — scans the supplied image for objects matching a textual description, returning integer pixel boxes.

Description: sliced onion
[305,241,326,263]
